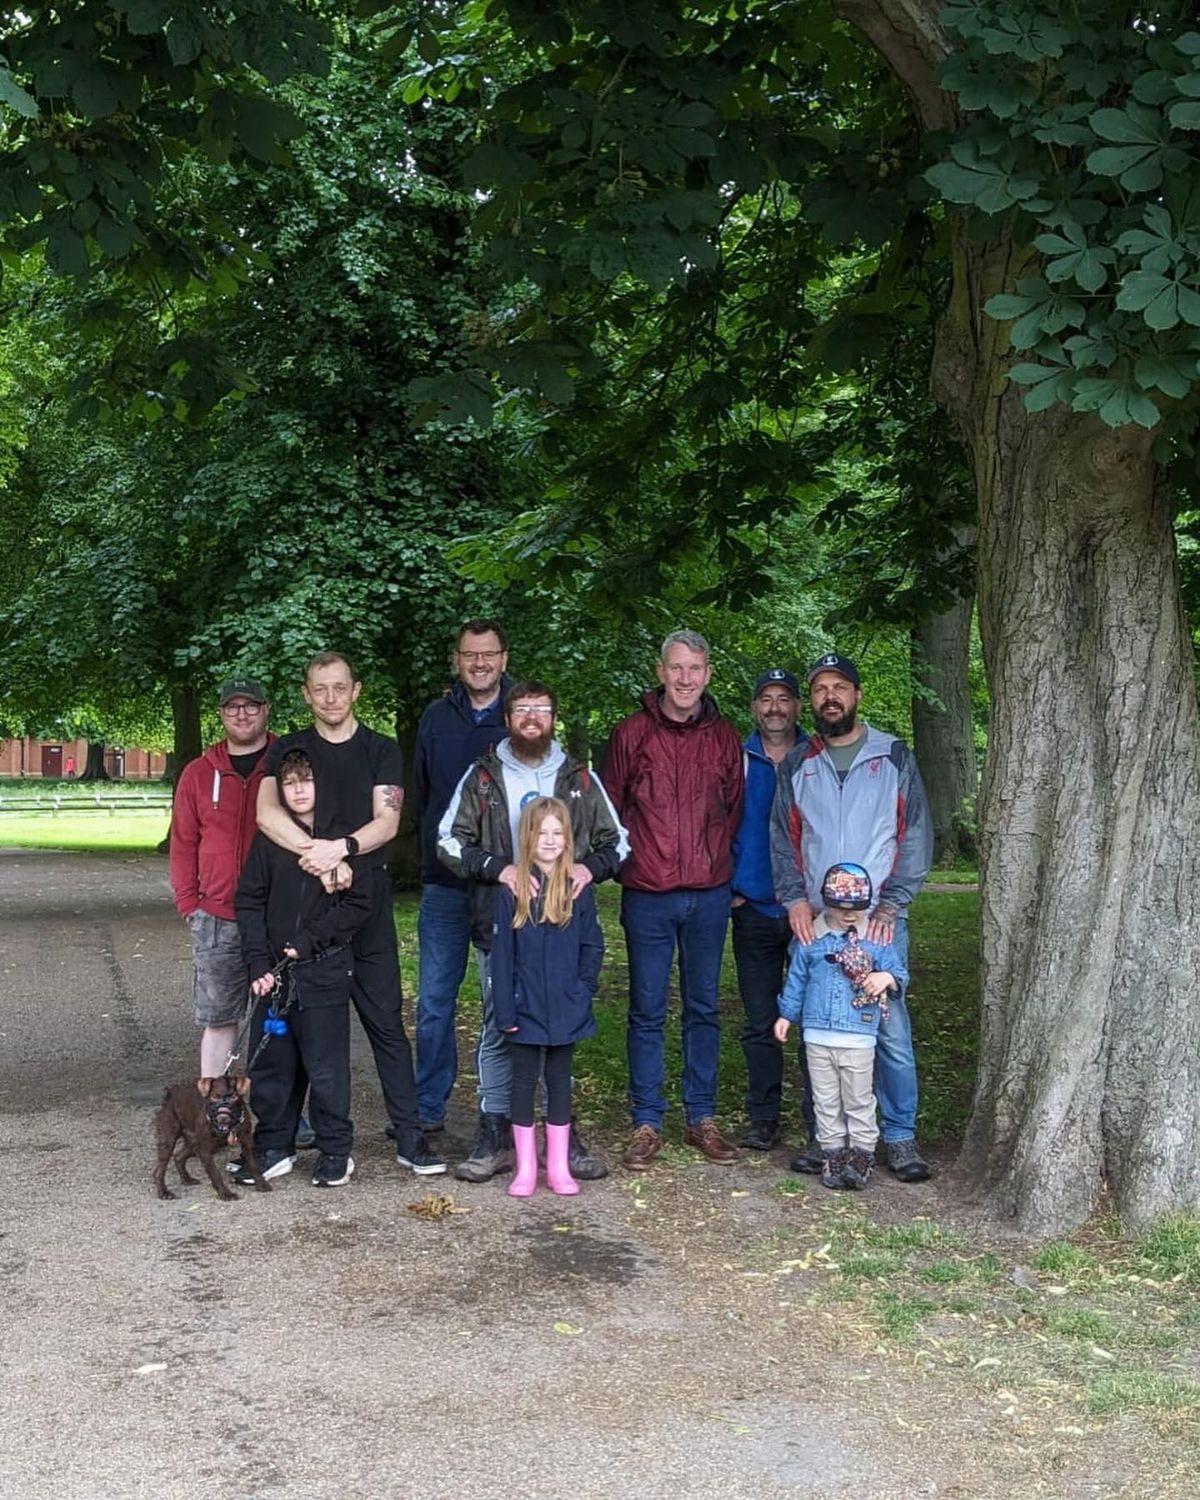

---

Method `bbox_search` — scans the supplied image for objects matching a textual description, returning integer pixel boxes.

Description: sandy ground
[0,850,1180,1499]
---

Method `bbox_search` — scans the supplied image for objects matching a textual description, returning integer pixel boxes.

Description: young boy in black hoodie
[235,749,370,1187]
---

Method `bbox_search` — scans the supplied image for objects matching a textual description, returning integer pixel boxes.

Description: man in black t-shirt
[257,651,445,1175]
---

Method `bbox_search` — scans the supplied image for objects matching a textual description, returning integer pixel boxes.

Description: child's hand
[773,1017,791,1043]
[862,970,896,999]
[250,972,275,997]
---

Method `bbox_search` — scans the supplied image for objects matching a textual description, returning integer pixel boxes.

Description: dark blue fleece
[413,676,512,885]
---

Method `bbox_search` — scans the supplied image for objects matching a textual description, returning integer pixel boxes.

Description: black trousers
[509,1042,575,1127]
[352,868,419,1135]
[731,901,816,1135]
[249,994,352,1157]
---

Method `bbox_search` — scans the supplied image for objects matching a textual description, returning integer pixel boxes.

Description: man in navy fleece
[412,619,512,1131]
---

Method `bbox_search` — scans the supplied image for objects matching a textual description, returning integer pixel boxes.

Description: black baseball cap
[806,653,860,688]
[218,677,268,706]
[753,668,800,698]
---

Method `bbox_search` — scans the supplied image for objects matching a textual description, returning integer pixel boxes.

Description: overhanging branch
[835,0,958,131]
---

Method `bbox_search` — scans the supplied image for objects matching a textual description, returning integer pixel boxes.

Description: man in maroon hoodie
[170,678,275,1076]
[604,631,745,1170]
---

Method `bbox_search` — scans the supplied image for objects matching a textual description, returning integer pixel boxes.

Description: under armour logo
[570,789,582,798]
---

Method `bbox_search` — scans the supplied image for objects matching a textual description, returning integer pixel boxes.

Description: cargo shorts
[187,910,249,1028]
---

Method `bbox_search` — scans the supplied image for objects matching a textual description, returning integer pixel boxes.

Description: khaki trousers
[805,1042,878,1152]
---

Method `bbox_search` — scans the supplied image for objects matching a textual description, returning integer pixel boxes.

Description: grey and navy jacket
[437,740,631,948]
[770,722,932,920]
[731,728,811,917]
[413,676,512,887]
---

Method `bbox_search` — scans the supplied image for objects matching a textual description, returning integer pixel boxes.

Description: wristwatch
[344,834,360,857]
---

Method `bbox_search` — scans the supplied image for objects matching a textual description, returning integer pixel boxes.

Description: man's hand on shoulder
[570,863,594,898]
[499,864,540,897]
[867,902,898,945]
[788,899,816,945]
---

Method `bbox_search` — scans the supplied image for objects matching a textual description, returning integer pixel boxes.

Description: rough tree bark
[80,742,110,781]
[911,597,976,865]
[164,684,202,784]
[840,0,1200,1233]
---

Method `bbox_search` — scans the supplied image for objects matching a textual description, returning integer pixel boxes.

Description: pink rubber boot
[507,1124,538,1197]
[545,1122,580,1196]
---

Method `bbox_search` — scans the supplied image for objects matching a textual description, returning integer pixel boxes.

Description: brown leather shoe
[683,1117,740,1164]
[622,1124,663,1171]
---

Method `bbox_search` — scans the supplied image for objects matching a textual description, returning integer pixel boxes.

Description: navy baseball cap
[806,653,860,688]
[753,668,800,698]
[218,677,268,706]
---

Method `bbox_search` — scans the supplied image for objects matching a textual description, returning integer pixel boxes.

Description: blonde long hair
[513,796,575,928]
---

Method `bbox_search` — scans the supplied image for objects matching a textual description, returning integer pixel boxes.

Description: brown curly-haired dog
[152,1075,269,1202]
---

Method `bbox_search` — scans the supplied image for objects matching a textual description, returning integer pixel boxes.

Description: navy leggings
[509,1042,574,1127]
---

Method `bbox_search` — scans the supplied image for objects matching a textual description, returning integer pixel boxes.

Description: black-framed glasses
[458,650,504,663]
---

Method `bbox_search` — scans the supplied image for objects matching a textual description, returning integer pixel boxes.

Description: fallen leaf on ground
[553,1322,583,1335]
[134,1363,167,1375]
[406,1193,470,1220]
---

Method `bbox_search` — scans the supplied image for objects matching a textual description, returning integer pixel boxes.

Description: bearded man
[438,680,629,1181]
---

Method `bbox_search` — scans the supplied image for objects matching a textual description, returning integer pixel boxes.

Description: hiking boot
[622,1124,663,1171]
[789,1138,825,1175]
[842,1147,874,1190]
[568,1118,608,1180]
[395,1130,447,1176]
[454,1112,514,1182]
[821,1148,849,1190]
[886,1138,931,1183]
[312,1153,355,1187]
[739,1119,781,1152]
[682,1117,740,1164]
[234,1149,294,1185]
[294,1114,317,1150]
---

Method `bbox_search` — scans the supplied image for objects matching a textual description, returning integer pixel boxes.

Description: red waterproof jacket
[604,690,744,892]
[169,738,276,920]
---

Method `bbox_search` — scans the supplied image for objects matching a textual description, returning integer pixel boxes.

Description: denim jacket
[777,921,907,1040]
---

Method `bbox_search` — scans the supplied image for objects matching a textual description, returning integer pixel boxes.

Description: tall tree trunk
[843,0,1200,1234]
[164,684,202,785]
[911,599,976,865]
[80,742,110,781]
[389,707,421,890]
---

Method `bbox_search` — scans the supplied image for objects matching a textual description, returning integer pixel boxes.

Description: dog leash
[222,957,296,1076]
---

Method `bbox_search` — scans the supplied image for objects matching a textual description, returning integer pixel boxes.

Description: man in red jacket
[170,678,275,1076]
[604,631,745,1170]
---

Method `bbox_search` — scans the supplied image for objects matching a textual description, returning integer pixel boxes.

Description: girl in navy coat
[490,796,605,1196]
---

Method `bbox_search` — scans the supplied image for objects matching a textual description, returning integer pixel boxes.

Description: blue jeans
[621,885,731,1128]
[475,949,514,1116]
[414,883,472,1123]
[874,917,919,1142]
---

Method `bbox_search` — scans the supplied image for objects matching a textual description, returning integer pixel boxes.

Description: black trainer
[455,1111,514,1182]
[395,1130,447,1176]
[313,1153,355,1187]
[568,1118,608,1180]
[788,1138,825,1175]
[234,1149,294,1185]
[739,1119,781,1152]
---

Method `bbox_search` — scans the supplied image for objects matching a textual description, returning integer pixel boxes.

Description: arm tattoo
[381,785,403,811]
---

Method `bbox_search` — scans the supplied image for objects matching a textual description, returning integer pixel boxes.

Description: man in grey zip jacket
[438,679,630,1181]
[770,653,934,1182]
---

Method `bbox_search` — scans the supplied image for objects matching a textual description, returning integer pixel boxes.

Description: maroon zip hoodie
[169,737,276,920]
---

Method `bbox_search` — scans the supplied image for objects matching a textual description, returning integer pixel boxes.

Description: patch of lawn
[774,1176,808,1198]
[855,1219,969,1253]
[1034,1242,1101,1278]
[1086,1372,1200,1416]
[873,1290,936,1342]
[837,1251,905,1279]
[1043,1308,1115,1342]
[919,1259,972,1285]
[1138,1214,1200,1287]
[906,889,980,1142]
[0,810,171,851]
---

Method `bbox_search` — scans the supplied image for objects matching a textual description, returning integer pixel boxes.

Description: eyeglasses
[458,650,504,663]
[221,702,265,717]
[512,704,554,717]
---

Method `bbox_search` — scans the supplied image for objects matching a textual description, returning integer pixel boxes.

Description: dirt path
[0,851,1185,1499]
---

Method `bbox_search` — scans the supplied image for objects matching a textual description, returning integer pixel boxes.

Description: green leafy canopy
[927,4,1200,437]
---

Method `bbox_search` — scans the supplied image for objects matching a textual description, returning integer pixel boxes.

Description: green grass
[873,1290,936,1342]
[1033,1242,1102,1278]
[0,810,171,851]
[1138,1214,1200,1286]
[1086,1372,1200,1416]
[837,1251,904,1279]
